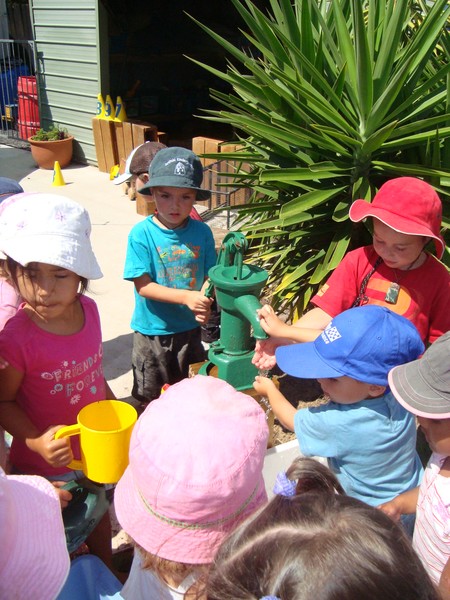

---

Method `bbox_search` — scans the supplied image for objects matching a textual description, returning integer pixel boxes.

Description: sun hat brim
[115,463,267,564]
[113,171,132,185]
[388,358,450,419]
[349,200,445,259]
[0,472,70,598]
[2,232,103,280]
[138,177,211,200]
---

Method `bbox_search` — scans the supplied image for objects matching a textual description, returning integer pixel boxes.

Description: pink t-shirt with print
[0,295,106,476]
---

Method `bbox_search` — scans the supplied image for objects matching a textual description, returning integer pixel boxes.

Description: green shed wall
[29,0,108,164]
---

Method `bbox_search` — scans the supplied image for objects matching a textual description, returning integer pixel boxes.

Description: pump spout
[234,295,268,340]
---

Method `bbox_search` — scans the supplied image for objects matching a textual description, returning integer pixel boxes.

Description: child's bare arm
[378,486,420,521]
[253,375,296,431]
[0,364,73,468]
[256,305,295,339]
[293,307,333,335]
[253,307,332,369]
[134,274,212,324]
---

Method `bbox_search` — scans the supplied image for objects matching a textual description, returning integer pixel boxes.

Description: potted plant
[28,125,74,170]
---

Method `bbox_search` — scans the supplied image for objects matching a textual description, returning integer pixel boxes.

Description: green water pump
[199,232,269,390]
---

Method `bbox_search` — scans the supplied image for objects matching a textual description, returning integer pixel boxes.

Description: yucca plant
[189,0,450,317]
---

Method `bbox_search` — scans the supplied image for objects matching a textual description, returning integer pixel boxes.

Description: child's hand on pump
[185,290,213,324]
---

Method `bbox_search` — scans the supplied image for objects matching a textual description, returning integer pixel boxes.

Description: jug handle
[55,424,83,471]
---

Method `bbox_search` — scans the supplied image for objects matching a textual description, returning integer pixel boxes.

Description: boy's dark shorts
[132,327,206,403]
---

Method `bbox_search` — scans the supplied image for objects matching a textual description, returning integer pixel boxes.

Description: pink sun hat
[349,177,445,259]
[0,467,70,598]
[114,375,269,564]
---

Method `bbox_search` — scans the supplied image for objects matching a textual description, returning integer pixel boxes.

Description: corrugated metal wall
[29,0,108,164]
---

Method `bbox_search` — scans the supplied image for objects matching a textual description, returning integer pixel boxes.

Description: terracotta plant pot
[28,136,74,170]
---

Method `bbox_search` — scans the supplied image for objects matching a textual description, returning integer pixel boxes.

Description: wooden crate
[92,117,117,173]
[135,191,156,217]
[92,118,160,173]
[192,136,223,166]
[116,120,159,166]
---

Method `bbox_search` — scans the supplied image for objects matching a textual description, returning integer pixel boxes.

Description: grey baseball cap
[138,146,211,200]
[388,331,450,418]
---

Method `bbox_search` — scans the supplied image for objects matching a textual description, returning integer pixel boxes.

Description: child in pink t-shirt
[253,177,450,370]
[0,192,115,567]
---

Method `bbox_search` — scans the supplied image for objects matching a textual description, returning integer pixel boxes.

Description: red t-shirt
[312,246,450,344]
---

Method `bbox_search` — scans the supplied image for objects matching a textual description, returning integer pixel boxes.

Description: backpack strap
[352,256,382,307]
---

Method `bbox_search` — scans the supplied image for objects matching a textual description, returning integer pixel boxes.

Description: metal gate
[0,39,38,141]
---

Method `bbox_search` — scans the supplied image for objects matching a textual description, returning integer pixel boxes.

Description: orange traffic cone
[52,161,66,186]
[114,96,127,122]
[104,95,115,121]
[95,93,106,119]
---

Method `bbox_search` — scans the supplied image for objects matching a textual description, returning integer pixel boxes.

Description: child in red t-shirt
[253,177,450,370]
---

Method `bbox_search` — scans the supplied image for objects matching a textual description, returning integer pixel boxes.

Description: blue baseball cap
[275,306,424,386]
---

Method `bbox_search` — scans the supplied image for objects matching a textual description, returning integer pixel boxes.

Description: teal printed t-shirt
[124,216,216,335]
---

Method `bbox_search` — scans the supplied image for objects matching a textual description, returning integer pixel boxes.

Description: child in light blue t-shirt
[254,305,424,508]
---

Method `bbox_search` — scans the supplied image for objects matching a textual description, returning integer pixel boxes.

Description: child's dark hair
[206,457,439,600]
[6,256,88,294]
